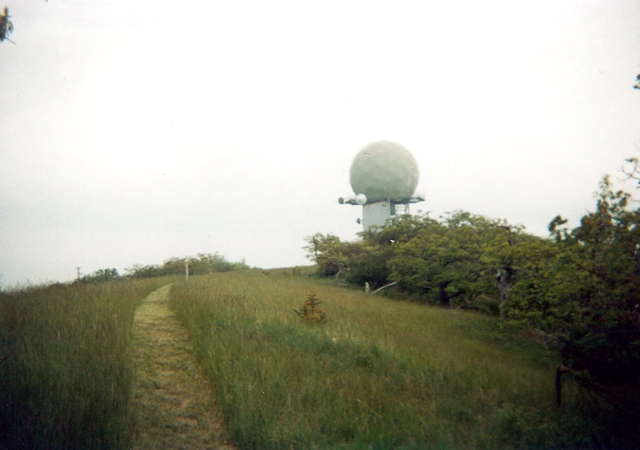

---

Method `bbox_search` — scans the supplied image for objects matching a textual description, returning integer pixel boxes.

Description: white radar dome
[350,141,419,202]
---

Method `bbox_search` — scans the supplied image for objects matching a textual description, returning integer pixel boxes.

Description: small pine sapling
[294,292,328,326]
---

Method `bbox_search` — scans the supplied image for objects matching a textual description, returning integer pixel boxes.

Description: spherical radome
[350,141,419,201]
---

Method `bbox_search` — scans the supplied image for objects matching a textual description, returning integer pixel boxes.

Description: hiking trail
[131,284,235,449]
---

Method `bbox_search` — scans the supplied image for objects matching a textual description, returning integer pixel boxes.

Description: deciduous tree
[547,177,640,388]
[390,212,501,309]
[303,233,361,278]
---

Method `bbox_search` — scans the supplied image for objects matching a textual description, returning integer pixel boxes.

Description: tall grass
[0,277,172,449]
[171,271,605,449]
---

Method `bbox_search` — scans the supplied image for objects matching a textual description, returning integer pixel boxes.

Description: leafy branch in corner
[0,6,14,43]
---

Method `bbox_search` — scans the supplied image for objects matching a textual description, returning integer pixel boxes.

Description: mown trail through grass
[131,284,235,449]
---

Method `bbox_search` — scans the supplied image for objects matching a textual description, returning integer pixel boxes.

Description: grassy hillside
[1,270,628,448]
[0,277,173,449]
[170,270,610,449]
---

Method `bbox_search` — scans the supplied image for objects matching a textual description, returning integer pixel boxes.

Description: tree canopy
[125,253,249,279]
[305,173,640,412]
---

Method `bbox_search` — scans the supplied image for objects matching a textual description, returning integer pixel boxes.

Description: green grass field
[0,277,173,449]
[170,270,612,449]
[0,270,627,448]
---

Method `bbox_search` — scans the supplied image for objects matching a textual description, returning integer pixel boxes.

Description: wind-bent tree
[389,212,504,310]
[545,177,640,412]
[303,233,362,281]
[350,215,435,290]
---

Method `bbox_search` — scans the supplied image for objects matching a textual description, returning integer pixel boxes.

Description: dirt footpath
[131,284,235,449]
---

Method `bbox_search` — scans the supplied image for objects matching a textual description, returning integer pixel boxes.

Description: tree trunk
[333,263,348,286]
[438,284,451,307]
[556,365,571,407]
[496,266,514,319]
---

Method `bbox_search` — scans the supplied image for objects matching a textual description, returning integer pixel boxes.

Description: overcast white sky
[1,0,639,287]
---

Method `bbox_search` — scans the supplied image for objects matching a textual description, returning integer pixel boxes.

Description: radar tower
[339,141,424,231]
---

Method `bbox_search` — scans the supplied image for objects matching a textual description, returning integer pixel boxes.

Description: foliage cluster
[545,178,640,392]
[304,213,546,315]
[125,252,248,278]
[75,267,120,284]
[0,7,13,43]
[170,271,615,448]
[0,277,170,449]
[305,175,640,413]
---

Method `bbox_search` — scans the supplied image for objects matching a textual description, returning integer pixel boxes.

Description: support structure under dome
[339,195,425,230]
